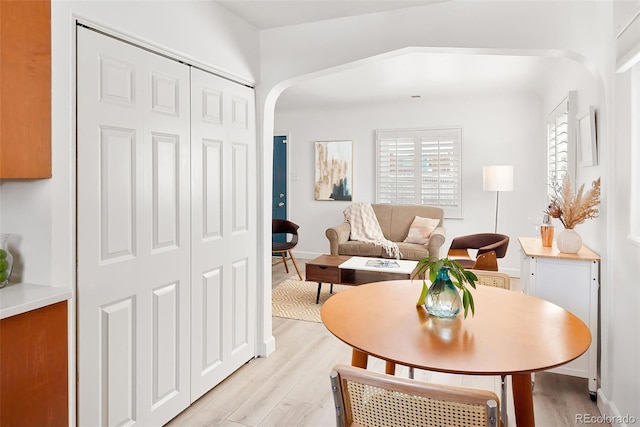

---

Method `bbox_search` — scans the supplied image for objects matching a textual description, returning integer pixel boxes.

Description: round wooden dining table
[321,280,591,427]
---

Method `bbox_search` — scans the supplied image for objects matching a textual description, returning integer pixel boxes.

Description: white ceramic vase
[556,228,582,253]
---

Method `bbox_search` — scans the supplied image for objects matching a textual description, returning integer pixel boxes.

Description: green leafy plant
[412,256,478,318]
[0,249,9,284]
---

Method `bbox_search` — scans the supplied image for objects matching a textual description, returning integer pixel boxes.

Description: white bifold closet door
[77,26,256,426]
[189,67,256,401]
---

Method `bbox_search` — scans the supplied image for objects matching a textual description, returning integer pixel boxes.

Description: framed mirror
[577,106,597,166]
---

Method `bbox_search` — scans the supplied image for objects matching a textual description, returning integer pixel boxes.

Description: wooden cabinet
[0,300,68,426]
[518,237,599,400]
[0,0,51,178]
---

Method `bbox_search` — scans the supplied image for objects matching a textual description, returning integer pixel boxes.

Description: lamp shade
[483,165,514,192]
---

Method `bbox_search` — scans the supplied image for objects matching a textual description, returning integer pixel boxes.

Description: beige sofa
[325,204,446,260]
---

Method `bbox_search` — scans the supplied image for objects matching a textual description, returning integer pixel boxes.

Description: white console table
[518,237,599,401]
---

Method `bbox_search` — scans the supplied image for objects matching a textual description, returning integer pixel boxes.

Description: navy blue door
[272,135,287,244]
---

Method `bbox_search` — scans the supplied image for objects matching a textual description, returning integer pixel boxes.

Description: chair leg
[385,361,396,375]
[330,371,347,427]
[280,252,290,273]
[501,375,508,427]
[472,251,499,271]
[531,372,536,391]
[288,250,303,280]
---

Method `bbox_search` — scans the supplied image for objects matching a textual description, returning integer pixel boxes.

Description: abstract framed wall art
[314,140,353,201]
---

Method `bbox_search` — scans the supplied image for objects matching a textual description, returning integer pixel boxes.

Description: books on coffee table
[365,259,400,268]
[338,256,418,275]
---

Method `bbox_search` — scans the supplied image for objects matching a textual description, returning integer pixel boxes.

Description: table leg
[351,349,368,369]
[316,283,322,304]
[512,373,535,427]
[385,361,396,375]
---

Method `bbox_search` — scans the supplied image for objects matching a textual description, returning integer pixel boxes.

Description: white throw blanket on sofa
[343,202,401,259]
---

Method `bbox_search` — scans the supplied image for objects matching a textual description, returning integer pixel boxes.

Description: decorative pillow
[403,216,440,245]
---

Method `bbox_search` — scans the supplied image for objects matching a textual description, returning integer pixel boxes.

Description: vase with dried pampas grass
[545,175,601,253]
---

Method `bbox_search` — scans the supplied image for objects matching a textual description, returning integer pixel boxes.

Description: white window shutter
[547,91,576,196]
[376,128,462,218]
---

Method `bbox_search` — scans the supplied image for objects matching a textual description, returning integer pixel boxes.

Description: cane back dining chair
[469,269,511,290]
[330,364,500,427]
[272,218,303,280]
[469,268,511,427]
[407,270,511,426]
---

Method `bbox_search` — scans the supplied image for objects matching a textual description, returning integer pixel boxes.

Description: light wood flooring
[166,258,607,426]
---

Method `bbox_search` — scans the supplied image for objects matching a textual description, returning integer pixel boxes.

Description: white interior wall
[540,58,605,252]
[259,2,612,284]
[604,2,640,423]
[0,0,635,423]
[0,3,260,425]
[260,0,633,421]
[606,67,640,426]
[602,64,640,422]
[0,0,260,287]
[275,93,543,275]
[259,2,612,88]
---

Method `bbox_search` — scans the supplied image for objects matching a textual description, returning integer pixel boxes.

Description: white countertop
[0,282,72,320]
[518,236,600,261]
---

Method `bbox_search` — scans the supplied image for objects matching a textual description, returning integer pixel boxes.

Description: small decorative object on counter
[545,175,601,254]
[540,214,554,247]
[0,234,13,288]
[425,267,462,317]
[414,256,478,318]
[556,228,583,253]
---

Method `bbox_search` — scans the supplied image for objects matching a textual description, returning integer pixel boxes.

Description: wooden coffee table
[305,255,419,303]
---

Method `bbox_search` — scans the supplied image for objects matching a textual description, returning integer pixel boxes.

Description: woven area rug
[272,277,351,323]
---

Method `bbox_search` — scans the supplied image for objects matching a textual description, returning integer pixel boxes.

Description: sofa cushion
[338,241,386,258]
[397,242,430,260]
[403,216,441,244]
[372,204,443,242]
[370,204,394,239]
[338,241,431,260]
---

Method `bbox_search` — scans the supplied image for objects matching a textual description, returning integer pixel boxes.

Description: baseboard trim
[597,388,637,427]
[258,335,276,358]
[294,251,322,260]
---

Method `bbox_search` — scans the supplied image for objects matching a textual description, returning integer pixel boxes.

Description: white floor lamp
[483,165,514,233]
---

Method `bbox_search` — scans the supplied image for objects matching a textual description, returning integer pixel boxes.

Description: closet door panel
[77,27,191,426]
[203,140,224,238]
[190,68,256,401]
[78,27,257,423]
[152,133,180,249]
[201,267,224,371]
[231,258,250,353]
[232,143,249,232]
[101,298,136,426]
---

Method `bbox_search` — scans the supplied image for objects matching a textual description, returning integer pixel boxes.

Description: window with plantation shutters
[547,92,576,196]
[376,128,462,218]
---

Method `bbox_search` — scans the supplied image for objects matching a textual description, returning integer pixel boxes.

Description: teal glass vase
[425,267,462,318]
